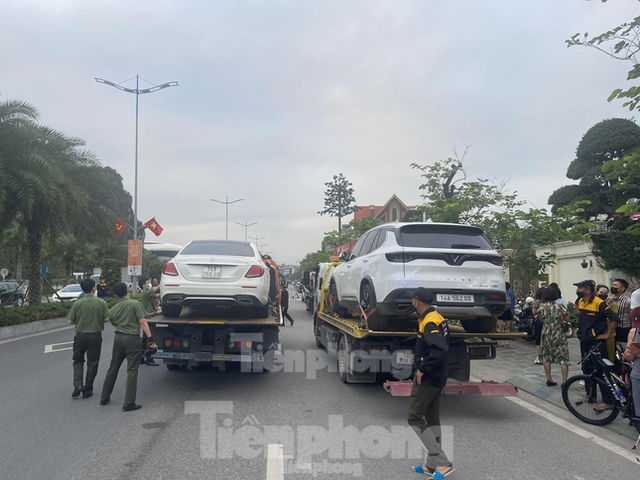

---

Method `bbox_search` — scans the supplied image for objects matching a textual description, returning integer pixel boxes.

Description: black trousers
[580,339,613,404]
[72,332,102,392]
[283,307,294,325]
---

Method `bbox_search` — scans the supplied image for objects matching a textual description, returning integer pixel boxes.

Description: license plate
[202,266,221,279]
[436,294,474,303]
[396,352,415,365]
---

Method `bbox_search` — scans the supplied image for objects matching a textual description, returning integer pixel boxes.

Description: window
[181,241,255,257]
[392,207,397,221]
[359,230,379,256]
[397,224,493,250]
[349,233,369,259]
[373,228,391,251]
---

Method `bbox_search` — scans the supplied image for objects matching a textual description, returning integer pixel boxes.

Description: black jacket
[576,296,617,342]
[414,307,449,388]
[281,288,289,309]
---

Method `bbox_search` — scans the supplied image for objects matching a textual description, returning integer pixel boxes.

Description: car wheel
[16,297,24,307]
[161,302,182,318]
[461,316,497,334]
[329,281,345,316]
[360,283,389,330]
[255,304,270,318]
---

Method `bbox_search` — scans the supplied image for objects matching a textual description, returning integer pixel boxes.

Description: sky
[2,0,639,265]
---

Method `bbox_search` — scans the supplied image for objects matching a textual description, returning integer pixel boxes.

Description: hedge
[0,297,122,327]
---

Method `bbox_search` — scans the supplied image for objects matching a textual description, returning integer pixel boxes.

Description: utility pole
[210,196,244,240]
[234,221,257,242]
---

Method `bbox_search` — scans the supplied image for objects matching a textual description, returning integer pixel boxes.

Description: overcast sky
[2,1,638,265]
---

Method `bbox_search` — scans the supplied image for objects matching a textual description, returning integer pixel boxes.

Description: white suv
[328,222,506,332]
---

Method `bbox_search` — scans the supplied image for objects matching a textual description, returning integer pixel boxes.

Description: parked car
[0,281,25,307]
[328,221,506,332]
[52,284,84,302]
[160,240,271,318]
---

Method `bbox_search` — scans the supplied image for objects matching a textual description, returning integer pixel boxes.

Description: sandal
[575,396,590,405]
[429,467,455,480]
[594,404,613,413]
[413,464,435,475]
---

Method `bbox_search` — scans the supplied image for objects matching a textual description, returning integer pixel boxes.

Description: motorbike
[512,301,537,342]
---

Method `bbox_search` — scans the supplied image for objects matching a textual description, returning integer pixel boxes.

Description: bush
[0,303,70,327]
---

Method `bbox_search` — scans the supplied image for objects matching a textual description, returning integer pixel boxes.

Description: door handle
[362,260,368,263]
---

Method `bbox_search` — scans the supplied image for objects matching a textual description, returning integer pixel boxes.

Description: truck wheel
[337,335,349,383]
[461,316,497,334]
[360,283,389,331]
[166,364,180,371]
[161,302,182,318]
[313,314,325,349]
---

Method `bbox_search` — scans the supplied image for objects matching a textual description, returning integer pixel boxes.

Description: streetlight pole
[234,221,257,242]
[210,196,244,240]
[95,74,178,289]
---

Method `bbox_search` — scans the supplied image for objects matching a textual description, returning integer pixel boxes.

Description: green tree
[0,98,131,304]
[318,173,356,233]
[294,250,332,278]
[567,14,640,111]
[548,118,640,218]
[591,230,640,280]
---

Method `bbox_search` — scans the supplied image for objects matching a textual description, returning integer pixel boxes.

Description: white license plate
[396,352,415,365]
[436,294,474,303]
[202,266,221,279]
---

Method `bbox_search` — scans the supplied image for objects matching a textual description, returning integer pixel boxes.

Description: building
[353,194,418,223]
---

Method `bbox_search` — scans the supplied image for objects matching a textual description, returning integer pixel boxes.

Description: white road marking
[506,396,639,464]
[0,325,74,345]
[266,443,284,480]
[44,341,74,353]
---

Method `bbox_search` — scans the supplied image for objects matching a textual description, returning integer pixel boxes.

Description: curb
[0,317,70,341]
[507,375,639,441]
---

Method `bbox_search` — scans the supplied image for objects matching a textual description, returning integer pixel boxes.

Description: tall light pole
[234,221,257,242]
[210,196,244,240]
[249,235,265,248]
[95,74,178,288]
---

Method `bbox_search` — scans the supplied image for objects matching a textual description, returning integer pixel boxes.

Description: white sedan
[52,284,84,302]
[160,240,272,318]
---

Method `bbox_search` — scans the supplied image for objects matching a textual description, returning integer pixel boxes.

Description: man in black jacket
[408,288,454,479]
[280,285,294,326]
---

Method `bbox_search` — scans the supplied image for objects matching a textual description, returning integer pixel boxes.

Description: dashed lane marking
[266,444,284,480]
[44,341,73,353]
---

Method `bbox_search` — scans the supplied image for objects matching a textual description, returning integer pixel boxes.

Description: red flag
[112,219,129,238]
[144,217,163,236]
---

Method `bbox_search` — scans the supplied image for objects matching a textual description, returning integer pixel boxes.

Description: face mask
[576,291,584,299]
[597,294,608,300]
[610,287,619,294]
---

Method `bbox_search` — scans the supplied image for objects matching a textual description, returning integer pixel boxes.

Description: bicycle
[562,343,640,450]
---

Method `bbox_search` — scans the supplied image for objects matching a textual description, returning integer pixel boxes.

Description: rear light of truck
[245,265,265,278]
[163,263,179,276]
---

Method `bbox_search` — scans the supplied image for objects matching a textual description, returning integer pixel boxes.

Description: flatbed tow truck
[148,257,284,372]
[312,262,522,397]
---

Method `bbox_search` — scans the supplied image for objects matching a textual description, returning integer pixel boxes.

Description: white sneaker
[534,356,541,364]
[579,380,585,387]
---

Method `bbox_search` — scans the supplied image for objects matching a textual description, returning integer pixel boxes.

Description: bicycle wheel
[562,374,619,426]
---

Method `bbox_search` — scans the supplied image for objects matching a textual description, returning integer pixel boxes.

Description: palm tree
[0,98,130,304]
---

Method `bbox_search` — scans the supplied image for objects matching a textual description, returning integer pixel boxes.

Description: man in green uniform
[68,278,109,399]
[100,282,158,412]
[138,278,161,366]
[408,288,454,479]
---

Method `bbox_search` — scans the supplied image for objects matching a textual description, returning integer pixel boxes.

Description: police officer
[408,288,454,479]
[574,279,618,412]
[138,278,161,365]
[100,282,158,412]
[68,278,109,399]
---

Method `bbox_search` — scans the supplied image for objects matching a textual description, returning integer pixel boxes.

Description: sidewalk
[471,334,640,442]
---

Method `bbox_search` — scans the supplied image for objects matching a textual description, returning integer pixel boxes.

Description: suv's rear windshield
[181,241,255,257]
[397,224,493,250]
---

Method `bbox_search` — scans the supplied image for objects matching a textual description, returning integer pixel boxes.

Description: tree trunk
[26,231,43,305]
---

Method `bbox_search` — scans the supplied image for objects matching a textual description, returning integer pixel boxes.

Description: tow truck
[312,261,521,396]
[149,256,283,372]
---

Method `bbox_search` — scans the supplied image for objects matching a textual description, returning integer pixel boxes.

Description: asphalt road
[1,294,639,480]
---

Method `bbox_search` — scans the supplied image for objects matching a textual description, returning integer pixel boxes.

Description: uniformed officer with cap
[408,288,454,479]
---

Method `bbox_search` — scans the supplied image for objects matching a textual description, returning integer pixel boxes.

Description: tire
[562,375,619,426]
[337,335,349,383]
[16,297,24,307]
[161,302,182,318]
[166,364,181,371]
[329,281,346,316]
[313,314,325,349]
[461,316,497,334]
[565,326,573,338]
[360,283,389,331]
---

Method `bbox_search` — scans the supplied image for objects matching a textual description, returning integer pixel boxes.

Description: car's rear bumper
[161,293,268,308]
[379,288,505,319]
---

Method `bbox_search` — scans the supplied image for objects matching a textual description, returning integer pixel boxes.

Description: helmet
[525,296,534,304]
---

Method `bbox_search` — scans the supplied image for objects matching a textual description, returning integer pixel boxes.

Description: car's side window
[360,230,379,256]
[372,228,390,251]
[349,233,368,260]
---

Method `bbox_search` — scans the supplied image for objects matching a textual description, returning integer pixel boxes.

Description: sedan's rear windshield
[397,224,493,250]
[181,241,255,257]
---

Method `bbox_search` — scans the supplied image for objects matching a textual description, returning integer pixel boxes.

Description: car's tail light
[385,253,414,263]
[245,265,265,278]
[488,293,505,300]
[163,263,179,276]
